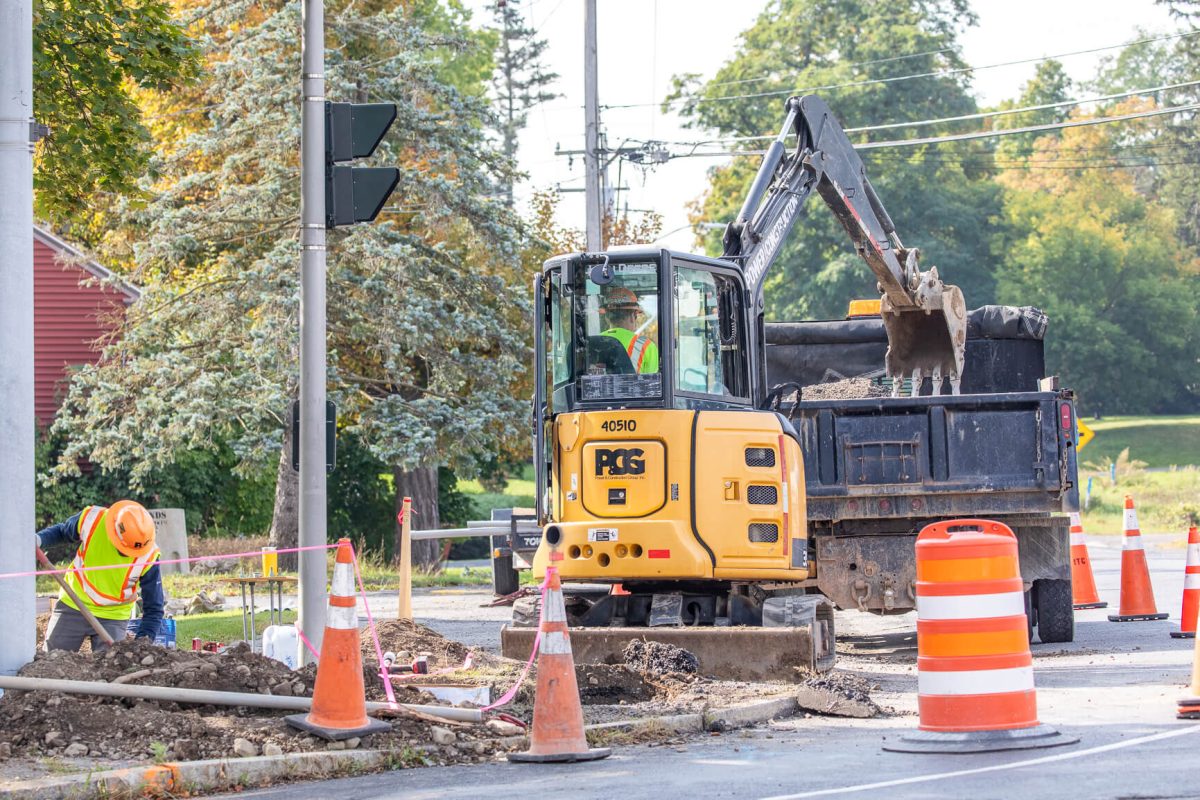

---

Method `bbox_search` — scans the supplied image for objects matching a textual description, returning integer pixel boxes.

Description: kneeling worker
[36,501,163,651]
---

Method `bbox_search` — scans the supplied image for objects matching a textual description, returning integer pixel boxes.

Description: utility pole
[0,0,36,677]
[583,0,603,251]
[298,0,328,665]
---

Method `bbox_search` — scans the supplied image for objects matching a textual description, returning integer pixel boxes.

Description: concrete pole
[0,0,37,677]
[297,0,328,664]
[583,0,602,251]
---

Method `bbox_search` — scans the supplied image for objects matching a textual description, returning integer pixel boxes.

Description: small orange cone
[509,567,611,763]
[1069,512,1107,609]
[1171,526,1200,639]
[1108,496,1168,623]
[286,539,390,740]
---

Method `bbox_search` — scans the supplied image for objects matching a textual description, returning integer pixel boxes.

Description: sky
[463,0,1183,250]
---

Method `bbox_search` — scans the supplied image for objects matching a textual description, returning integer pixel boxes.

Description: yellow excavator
[502,95,970,676]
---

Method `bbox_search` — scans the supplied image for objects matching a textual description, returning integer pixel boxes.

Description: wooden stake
[398,496,413,621]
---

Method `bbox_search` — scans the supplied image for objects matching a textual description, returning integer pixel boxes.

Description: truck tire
[1033,578,1074,643]
[491,553,520,597]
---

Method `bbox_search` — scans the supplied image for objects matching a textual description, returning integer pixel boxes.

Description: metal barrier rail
[409,521,542,541]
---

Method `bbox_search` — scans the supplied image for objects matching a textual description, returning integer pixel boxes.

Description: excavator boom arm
[720,95,966,388]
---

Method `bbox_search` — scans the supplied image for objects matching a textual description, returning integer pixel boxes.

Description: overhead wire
[645,79,1200,147]
[602,29,1200,110]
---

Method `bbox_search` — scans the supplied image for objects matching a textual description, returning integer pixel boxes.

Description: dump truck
[498,95,1080,678]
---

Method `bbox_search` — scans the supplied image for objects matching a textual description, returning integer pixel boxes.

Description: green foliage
[437,466,478,528]
[32,0,198,230]
[994,117,1200,414]
[35,426,274,537]
[674,0,1002,320]
[328,432,394,554]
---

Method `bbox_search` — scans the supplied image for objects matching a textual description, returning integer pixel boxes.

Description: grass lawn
[174,608,297,646]
[456,475,536,520]
[1080,468,1200,536]
[1081,415,1200,469]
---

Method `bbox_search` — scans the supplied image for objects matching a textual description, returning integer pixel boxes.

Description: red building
[33,226,140,428]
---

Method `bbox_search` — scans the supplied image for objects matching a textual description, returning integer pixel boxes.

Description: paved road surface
[204,533,1197,800]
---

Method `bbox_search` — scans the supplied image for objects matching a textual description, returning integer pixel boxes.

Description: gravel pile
[802,378,889,400]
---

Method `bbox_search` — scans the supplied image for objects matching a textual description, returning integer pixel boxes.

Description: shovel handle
[36,546,115,646]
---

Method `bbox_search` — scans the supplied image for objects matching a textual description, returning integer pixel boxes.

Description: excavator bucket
[880,274,967,394]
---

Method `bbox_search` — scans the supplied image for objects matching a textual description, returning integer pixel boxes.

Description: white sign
[587,528,618,543]
[149,508,189,575]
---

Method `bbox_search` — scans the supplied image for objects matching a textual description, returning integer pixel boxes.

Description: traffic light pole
[0,0,36,678]
[298,0,328,665]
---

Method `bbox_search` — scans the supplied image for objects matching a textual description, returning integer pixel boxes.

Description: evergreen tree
[489,0,557,206]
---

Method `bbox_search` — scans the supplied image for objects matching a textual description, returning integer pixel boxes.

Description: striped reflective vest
[60,506,160,621]
[601,327,659,374]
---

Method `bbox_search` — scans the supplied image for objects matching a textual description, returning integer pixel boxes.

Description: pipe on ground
[0,675,483,723]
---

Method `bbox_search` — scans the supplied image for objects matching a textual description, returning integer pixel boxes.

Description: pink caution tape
[294,622,322,662]
[0,543,339,581]
[479,572,550,713]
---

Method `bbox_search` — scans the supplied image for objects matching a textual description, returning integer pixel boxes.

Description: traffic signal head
[324,102,400,228]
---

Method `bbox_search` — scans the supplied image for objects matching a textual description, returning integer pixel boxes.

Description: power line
[603,29,1200,110]
[656,79,1200,147]
[666,102,1200,158]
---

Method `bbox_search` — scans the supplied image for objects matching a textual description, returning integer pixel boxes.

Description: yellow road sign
[1076,419,1094,451]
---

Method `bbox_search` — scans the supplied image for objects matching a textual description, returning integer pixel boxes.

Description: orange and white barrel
[884,519,1077,753]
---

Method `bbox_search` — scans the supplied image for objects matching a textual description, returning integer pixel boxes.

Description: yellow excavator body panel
[532,408,810,583]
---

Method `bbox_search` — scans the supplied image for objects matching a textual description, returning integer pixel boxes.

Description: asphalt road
[218,533,1200,799]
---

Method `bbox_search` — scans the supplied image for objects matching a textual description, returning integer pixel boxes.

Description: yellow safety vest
[60,506,160,621]
[601,328,659,374]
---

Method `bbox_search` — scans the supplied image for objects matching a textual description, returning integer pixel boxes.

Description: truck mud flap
[500,623,835,681]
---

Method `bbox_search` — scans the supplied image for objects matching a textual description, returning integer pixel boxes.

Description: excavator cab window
[673,265,749,402]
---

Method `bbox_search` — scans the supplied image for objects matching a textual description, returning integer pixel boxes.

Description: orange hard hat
[602,287,642,313]
[105,500,156,558]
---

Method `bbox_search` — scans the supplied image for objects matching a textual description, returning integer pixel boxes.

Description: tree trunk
[269,425,300,571]
[394,464,440,570]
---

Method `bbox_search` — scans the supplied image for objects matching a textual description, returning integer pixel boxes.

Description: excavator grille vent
[748,523,779,543]
[747,485,778,505]
[745,447,776,468]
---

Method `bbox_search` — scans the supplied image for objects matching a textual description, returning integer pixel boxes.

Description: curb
[2,698,800,799]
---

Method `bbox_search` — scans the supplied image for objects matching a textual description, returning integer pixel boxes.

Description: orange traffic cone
[1069,512,1107,610]
[1108,496,1168,623]
[509,567,611,763]
[1171,526,1200,639]
[286,539,390,740]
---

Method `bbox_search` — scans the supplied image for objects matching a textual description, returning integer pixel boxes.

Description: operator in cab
[599,287,659,374]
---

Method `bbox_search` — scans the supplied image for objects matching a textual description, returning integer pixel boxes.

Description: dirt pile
[803,378,889,401]
[576,664,658,704]
[0,640,512,766]
[364,619,503,670]
[622,640,700,675]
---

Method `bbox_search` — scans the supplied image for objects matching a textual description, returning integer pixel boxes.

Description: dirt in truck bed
[802,377,889,400]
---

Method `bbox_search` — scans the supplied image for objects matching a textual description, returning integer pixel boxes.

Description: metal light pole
[298,0,328,664]
[0,0,36,676]
[583,0,602,251]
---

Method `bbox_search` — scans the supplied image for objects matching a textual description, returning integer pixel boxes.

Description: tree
[489,0,558,206]
[993,104,1200,414]
[671,0,1003,321]
[50,0,530,571]
[32,0,198,235]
